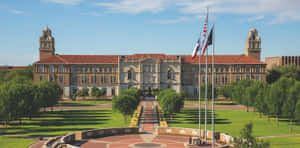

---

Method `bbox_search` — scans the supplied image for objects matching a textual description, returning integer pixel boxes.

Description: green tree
[294,100,300,122]
[282,82,300,132]
[113,94,138,123]
[158,89,184,119]
[268,77,294,127]
[234,122,270,148]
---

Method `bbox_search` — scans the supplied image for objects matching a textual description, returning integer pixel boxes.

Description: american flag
[200,12,208,55]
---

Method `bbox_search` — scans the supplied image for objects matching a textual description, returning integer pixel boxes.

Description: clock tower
[245,27,261,61]
[39,26,55,60]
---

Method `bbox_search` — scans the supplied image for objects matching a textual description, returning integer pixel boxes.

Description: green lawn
[168,109,300,137]
[184,100,236,105]
[0,109,129,148]
[263,136,300,148]
[0,136,36,148]
[58,100,112,106]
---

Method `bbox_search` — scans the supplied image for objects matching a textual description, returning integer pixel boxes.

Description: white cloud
[9,9,24,15]
[43,0,84,5]
[95,0,300,23]
[247,15,264,22]
[80,12,103,17]
[177,0,300,24]
[94,0,172,14]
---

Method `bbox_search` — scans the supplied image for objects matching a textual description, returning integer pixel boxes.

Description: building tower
[245,27,261,61]
[39,26,55,60]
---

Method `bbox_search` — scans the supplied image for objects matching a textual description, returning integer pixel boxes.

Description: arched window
[128,69,132,80]
[167,69,173,80]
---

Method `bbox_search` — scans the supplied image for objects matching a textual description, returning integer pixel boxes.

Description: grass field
[0,136,36,148]
[58,100,112,106]
[263,136,300,148]
[167,109,300,137]
[184,100,236,105]
[0,109,129,148]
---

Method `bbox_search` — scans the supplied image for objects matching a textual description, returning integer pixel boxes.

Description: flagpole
[198,33,202,142]
[204,7,209,144]
[211,24,215,148]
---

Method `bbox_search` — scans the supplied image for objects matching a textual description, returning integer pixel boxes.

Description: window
[221,67,224,73]
[246,75,251,79]
[101,76,105,84]
[246,66,250,73]
[225,76,228,84]
[256,66,260,73]
[91,75,97,84]
[109,67,112,72]
[111,76,116,83]
[152,65,156,72]
[201,67,205,72]
[236,66,241,72]
[236,76,241,81]
[167,69,173,80]
[39,65,44,72]
[49,65,54,73]
[226,67,229,72]
[40,75,44,81]
[90,67,93,72]
[216,67,219,73]
[128,70,132,80]
[81,76,88,84]
[59,65,64,72]
[256,76,260,80]
[85,67,88,73]
[100,67,103,72]
[215,76,218,84]
[59,76,64,83]
[95,66,99,72]
[222,76,225,84]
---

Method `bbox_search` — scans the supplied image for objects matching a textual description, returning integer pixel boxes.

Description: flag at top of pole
[191,8,208,59]
[201,25,214,56]
[192,38,201,59]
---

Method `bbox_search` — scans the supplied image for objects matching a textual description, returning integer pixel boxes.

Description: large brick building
[33,27,266,98]
[265,56,300,70]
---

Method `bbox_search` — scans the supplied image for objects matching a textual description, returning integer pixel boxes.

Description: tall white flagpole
[198,34,202,142]
[204,7,209,144]
[211,24,215,148]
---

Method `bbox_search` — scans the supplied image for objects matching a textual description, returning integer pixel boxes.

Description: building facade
[33,27,266,98]
[265,56,300,70]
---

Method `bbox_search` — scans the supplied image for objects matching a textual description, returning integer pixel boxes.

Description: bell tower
[39,26,55,60]
[245,27,261,61]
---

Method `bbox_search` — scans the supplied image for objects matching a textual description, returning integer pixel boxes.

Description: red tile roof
[34,54,265,64]
[35,55,119,64]
[182,55,265,64]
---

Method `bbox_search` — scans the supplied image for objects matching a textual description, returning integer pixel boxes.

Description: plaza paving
[31,98,214,148]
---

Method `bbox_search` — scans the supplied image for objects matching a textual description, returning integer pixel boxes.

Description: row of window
[187,66,261,73]
[81,75,116,84]
[38,65,117,73]
[40,75,64,83]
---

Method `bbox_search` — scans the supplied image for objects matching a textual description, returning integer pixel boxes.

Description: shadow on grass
[0,109,114,137]
[165,109,231,125]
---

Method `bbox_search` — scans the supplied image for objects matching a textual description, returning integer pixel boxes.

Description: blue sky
[0,0,300,66]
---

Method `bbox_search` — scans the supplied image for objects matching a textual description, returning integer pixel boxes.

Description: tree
[75,87,89,97]
[282,82,300,132]
[294,100,300,122]
[268,77,294,127]
[234,122,270,148]
[254,83,269,118]
[219,85,232,100]
[113,94,138,123]
[158,89,184,119]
